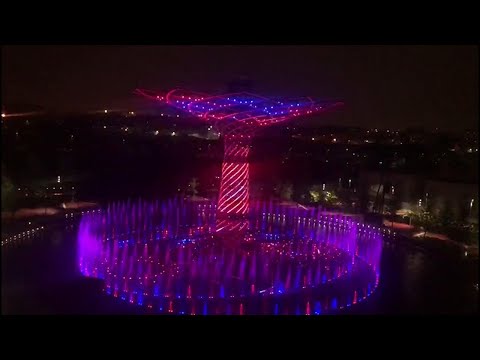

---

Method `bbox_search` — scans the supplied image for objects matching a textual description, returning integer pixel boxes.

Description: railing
[1,207,101,247]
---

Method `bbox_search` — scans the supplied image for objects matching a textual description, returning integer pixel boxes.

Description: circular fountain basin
[78,198,383,314]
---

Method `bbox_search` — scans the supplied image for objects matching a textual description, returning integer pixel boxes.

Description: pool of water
[2,220,477,315]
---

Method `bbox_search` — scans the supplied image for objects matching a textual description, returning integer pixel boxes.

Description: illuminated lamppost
[44,187,48,216]
[469,199,474,218]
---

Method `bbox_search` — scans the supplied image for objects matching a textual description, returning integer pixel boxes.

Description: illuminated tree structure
[135,88,342,221]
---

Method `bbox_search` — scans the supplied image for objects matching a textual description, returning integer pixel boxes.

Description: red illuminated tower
[135,88,342,225]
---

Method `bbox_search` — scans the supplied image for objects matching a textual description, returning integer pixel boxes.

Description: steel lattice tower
[135,88,342,227]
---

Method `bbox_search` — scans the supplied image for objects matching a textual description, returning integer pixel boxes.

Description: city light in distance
[171,131,176,136]
[1,113,5,118]
[104,110,108,113]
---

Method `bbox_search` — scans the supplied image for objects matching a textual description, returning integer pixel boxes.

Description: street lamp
[469,199,474,218]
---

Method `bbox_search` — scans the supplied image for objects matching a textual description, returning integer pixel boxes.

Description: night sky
[2,45,478,130]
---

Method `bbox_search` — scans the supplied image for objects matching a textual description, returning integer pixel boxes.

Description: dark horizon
[2,45,478,131]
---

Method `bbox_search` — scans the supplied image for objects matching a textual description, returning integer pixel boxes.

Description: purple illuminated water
[78,198,384,314]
